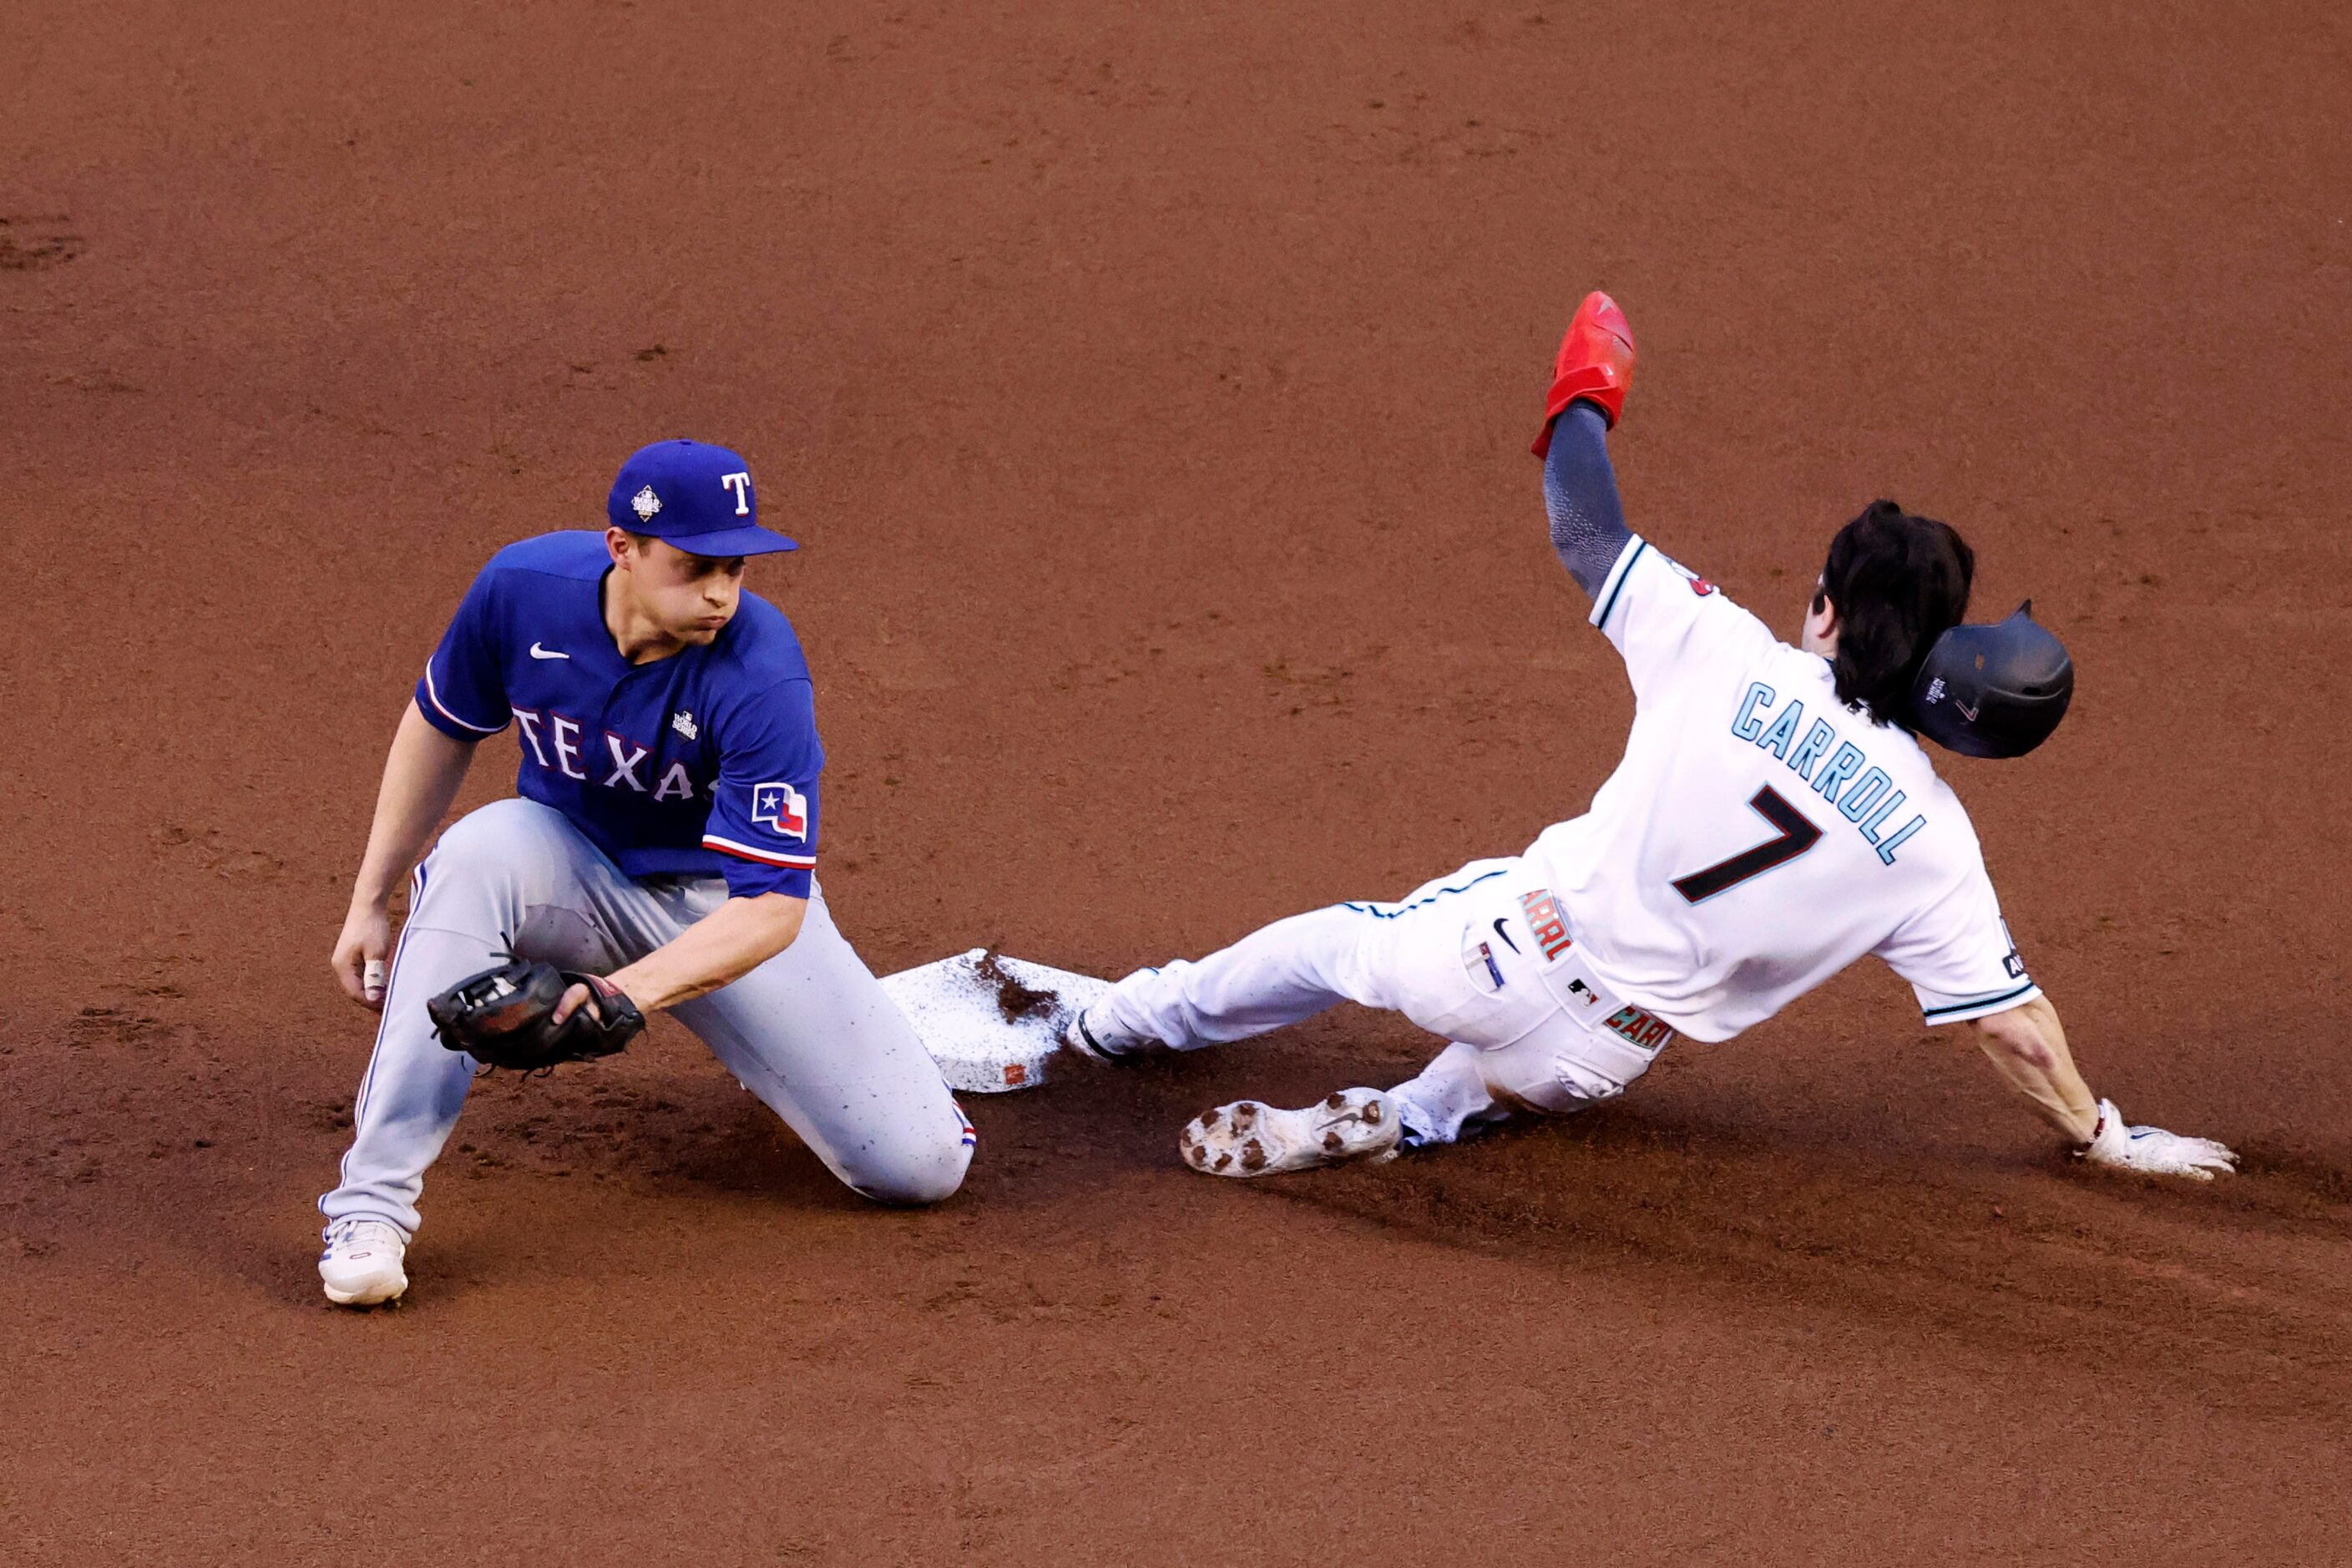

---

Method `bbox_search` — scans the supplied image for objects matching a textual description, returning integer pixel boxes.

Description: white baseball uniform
[1095,534,2040,1144]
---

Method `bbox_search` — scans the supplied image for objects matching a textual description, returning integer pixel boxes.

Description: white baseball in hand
[362,959,388,1003]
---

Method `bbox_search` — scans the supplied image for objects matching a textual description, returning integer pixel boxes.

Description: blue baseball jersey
[414,531,822,899]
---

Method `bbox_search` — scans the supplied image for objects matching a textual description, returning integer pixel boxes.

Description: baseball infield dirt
[7,1,2349,1563]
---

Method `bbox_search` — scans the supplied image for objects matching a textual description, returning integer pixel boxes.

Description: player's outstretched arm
[331,700,479,1009]
[1542,402,1635,597]
[1971,995,2097,1137]
[1533,291,1637,597]
[554,891,809,1024]
[1972,994,2236,1179]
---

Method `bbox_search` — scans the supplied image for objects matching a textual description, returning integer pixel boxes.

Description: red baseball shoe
[1530,290,1636,456]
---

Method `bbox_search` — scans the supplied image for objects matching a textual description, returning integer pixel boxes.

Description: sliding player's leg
[1071,861,1521,1060]
[1178,989,1670,1180]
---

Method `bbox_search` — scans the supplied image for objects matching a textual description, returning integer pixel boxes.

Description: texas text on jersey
[413,530,823,898]
[1527,535,2039,1043]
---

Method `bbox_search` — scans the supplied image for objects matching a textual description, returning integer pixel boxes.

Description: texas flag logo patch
[751,781,809,839]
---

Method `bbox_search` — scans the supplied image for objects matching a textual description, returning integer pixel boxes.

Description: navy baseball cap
[606,439,798,556]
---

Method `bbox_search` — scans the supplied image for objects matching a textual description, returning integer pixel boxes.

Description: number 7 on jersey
[1672,786,1823,903]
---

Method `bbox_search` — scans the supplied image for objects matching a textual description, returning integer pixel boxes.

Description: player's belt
[1510,887,1677,1078]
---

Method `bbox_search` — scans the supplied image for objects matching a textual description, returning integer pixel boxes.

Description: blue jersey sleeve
[699,679,823,899]
[414,564,513,740]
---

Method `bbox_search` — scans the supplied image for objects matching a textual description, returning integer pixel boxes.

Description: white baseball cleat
[1178,1089,1404,1177]
[319,1218,409,1307]
[1062,1001,1161,1064]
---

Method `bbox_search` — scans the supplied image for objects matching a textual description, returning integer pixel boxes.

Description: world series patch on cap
[606,438,799,556]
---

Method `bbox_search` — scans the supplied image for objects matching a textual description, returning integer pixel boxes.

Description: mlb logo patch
[751,781,808,839]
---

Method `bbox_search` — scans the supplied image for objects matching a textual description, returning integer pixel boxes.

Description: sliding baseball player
[1068,294,2235,1187]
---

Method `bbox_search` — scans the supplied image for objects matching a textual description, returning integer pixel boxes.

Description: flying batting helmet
[1909,600,2074,758]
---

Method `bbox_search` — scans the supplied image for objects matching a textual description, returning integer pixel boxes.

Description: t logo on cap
[604,439,798,558]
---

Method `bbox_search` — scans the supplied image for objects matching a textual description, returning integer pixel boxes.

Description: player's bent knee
[430,798,545,864]
[423,799,581,893]
[846,1126,973,1207]
[1545,1060,1635,1109]
[1474,1023,1657,1118]
[849,1161,966,1207]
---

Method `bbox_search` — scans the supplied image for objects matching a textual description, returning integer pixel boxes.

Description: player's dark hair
[1813,501,1975,727]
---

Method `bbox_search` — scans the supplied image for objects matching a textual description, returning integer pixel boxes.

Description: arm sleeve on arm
[413,565,511,739]
[700,679,823,900]
[1543,402,1636,596]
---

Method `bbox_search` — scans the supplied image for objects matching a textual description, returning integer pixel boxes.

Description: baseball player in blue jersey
[316,439,973,1306]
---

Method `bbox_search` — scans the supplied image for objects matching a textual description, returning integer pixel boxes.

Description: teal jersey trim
[1921,981,2038,1023]
[1343,867,1511,920]
[1592,539,1648,633]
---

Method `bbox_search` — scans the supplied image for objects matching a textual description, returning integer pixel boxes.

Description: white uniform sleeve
[1588,535,1778,703]
[1874,862,2041,1025]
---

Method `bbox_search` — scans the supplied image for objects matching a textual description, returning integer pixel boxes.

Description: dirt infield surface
[8,1,2351,1562]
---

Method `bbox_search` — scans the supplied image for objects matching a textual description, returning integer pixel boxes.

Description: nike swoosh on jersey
[529,642,570,660]
[1490,917,1520,953]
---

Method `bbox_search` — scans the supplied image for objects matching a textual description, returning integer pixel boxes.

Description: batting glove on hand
[2078,1099,2238,1181]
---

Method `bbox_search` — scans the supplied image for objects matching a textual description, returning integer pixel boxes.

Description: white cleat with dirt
[319,1217,409,1307]
[1178,1089,1403,1178]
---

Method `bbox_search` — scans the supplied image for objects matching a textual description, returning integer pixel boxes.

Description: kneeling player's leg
[669,887,971,1206]
[321,799,625,1237]
[1389,1012,1667,1149]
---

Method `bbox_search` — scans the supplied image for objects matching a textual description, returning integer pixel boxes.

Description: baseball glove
[426,959,645,1074]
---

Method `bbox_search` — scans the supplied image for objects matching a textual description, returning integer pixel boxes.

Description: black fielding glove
[426,959,645,1073]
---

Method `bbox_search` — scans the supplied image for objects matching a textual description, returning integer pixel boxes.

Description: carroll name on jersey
[1729,682,1927,863]
[1523,536,2039,1042]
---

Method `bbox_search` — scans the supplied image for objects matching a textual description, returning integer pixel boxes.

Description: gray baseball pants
[320,798,972,1238]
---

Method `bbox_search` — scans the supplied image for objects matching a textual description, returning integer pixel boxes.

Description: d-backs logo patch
[1664,554,1718,597]
[751,781,809,839]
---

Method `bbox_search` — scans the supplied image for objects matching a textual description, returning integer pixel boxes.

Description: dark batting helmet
[1908,601,2074,758]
